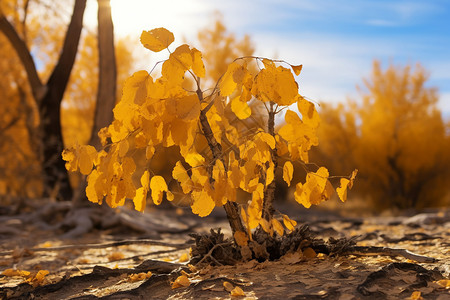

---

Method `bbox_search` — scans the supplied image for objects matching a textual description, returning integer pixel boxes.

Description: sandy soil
[0,203,449,299]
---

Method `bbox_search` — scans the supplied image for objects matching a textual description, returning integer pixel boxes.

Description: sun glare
[109,0,209,39]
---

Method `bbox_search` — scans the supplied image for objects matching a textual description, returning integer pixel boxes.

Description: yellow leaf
[118,140,129,157]
[27,270,49,287]
[283,161,294,186]
[265,163,274,186]
[291,64,303,76]
[79,145,97,175]
[86,169,102,203]
[140,170,150,189]
[62,149,77,172]
[260,218,273,236]
[191,48,205,78]
[282,214,297,232]
[230,286,245,297]
[128,271,152,282]
[297,97,320,129]
[336,178,350,202]
[191,190,215,217]
[166,94,200,121]
[179,253,190,262]
[161,45,192,83]
[140,28,174,52]
[234,231,249,246]
[408,291,423,300]
[172,275,190,289]
[349,169,358,189]
[212,159,226,182]
[1,269,30,277]
[133,187,147,212]
[150,176,168,205]
[184,152,205,167]
[220,62,240,96]
[231,96,251,119]
[107,252,124,261]
[436,279,450,288]
[223,281,234,292]
[272,219,284,236]
[253,61,298,106]
[295,167,330,207]
[146,145,155,160]
[257,132,276,149]
[172,161,193,194]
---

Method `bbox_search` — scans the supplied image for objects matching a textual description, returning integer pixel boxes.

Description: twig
[195,243,229,266]
[344,246,437,263]
[0,239,193,256]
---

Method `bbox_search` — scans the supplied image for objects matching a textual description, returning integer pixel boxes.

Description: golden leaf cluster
[63,28,356,237]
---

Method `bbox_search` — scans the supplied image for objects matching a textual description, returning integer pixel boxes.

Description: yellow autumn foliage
[63,26,356,239]
[313,61,450,209]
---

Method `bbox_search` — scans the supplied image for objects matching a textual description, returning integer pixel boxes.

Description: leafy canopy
[63,27,356,237]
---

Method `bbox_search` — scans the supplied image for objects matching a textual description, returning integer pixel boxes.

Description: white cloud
[82,0,450,117]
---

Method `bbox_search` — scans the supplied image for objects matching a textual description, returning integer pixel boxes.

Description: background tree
[313,61,450,210]
[0,0,134,203]
[0,0,87,200]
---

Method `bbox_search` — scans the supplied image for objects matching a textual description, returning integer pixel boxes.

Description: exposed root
[189,225,438,266]
[189,229,240,266]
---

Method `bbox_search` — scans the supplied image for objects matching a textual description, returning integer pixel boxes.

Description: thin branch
[0,15,45,100]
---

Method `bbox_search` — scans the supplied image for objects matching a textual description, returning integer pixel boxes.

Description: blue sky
[86,0,450,118]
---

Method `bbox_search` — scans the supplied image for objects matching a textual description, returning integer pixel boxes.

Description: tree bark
[91,0,116,149]
[73,0,117,206]
[39,0,87,200]
[262,102,277,221]
[1,0,87,200]
[197,90,246,236]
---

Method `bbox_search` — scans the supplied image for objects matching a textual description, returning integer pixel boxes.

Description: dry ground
[0,200,449,299]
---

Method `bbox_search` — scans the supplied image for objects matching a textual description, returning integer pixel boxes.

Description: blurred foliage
[312,61,450,210]
[0,0,134,200]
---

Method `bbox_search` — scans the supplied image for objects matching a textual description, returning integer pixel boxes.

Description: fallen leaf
[230,286,245,297]
[172,275,190,289]
[303,247,317,259]
[107,252,124,262]
[179,253,190,262]
[223,281,234,292]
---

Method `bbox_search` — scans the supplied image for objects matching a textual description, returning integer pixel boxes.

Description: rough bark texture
[197,91,246,236]
[262,102,277,221]
[38,0,87,200]
[73,0,117,207]
[90,0,116,149]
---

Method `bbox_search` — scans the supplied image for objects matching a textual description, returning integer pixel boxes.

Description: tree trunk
[91,0,116,149]
[73,0,117,206]
[39,0,87,200]
[0,0,87,200]
[262,102,277,221]
[197,89,246,236]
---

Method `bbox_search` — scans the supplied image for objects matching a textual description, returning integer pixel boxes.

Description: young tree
[313,61,450,209]
[63,28,356,257]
